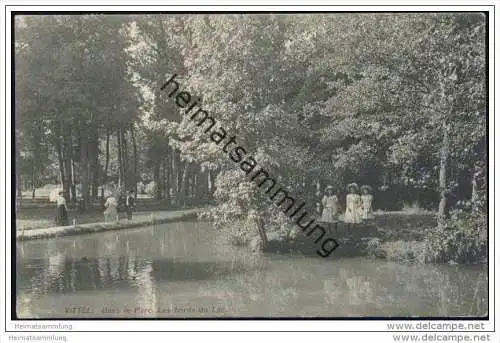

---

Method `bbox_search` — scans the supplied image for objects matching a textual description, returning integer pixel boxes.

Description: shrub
[423,206,487,264]
[366,238,426,263]
[382,240,426,263]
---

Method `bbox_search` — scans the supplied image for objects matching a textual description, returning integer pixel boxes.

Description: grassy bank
[365,210,487,264]
[222,211,486,264]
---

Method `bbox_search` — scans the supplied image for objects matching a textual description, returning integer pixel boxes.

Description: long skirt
[56,205,69,226]
[344,208,362,224]
[104,207,118,222]
[320,207,338,223]
[126,206,133,220]
[361,207,374,220]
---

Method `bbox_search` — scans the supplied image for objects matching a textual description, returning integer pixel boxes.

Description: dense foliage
[15,13,487,261]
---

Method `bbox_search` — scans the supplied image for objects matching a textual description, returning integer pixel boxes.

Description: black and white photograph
[2,2,497,341]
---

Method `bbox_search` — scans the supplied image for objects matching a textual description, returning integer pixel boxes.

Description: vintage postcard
[4,2,497,341]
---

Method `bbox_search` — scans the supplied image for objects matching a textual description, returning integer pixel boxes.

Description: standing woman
[321,185,339,224]
[55,191,69,226]
[104,194,118,223]
[360,185,374,221]
[126,191,135,221]
[344,183,362,225]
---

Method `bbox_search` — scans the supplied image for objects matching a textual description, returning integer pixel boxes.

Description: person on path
[104,194,118,223]
[55,191,69,226]
[360,185,374,221]
[344,183,362,225]
[126,191,135,220]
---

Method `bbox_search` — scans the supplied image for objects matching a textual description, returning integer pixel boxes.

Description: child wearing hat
[361,185,374,221]
[321,185,339,224]
[344,183,362,224]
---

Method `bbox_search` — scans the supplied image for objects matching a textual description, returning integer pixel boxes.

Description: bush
[366,238,426,263]
[225,220,255,246]
[423,207,487,264]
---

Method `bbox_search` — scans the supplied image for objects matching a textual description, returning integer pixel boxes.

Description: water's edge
[16,210,198,241]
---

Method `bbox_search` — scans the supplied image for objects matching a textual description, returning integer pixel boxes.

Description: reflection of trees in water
[323,269,375,308]
[19,256,131,295]
[190,259,487,317]
[17,241,66,318]
[17,243,65,295]
[135,258,157,317]
[196,255,301,315]
[16,291,34,319]
[18,252,248,296]
[322,264,487,317]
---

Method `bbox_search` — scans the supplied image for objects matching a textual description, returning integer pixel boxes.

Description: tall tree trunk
[471,170,478,215]
[79,131,90,211]
[203,168,210,202]
[176,156,184,205]
[164,152,171,206]
[192,166,198,205]
[104,128,110,185]
[159,156,165,200]
[15,130,22,212]
[153,161,161,200]
[131,128,138,196]
[471,162,483,212]
[121,130,129,190]
[62,135,72,203]
[179,162,190,207]
[66,134,75,203]
[117,128,123,192]
[56,134,65,194]
[171,150,178,206]
[31,157,36,199]
[90,127,99,200]
[202,167,210,203]
[192,164,202,205]
[187,165,193,206]
[31,122,42,199]
[209,169,216,202]
[70,159,76,203]
[176,155,183,196]
[255,214,268,246]
[438,123,449,226]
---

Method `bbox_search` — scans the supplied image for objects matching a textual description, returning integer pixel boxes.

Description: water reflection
[17,256,247,295]
[16,221,488,318]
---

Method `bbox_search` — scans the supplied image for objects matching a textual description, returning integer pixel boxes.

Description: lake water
[16,220,488,318]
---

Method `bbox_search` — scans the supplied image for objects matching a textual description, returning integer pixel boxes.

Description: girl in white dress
[344,183,362,224]
[321,185,339,223]
[361,185,374,221]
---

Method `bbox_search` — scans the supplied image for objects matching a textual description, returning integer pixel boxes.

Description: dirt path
[16,209,201,241]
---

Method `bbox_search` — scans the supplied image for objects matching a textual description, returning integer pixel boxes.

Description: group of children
[318,183,374,225]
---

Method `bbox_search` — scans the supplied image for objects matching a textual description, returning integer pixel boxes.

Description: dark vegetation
[15,13,487,263]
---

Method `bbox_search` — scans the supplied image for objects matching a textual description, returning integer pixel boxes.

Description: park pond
[16,220,488,318]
